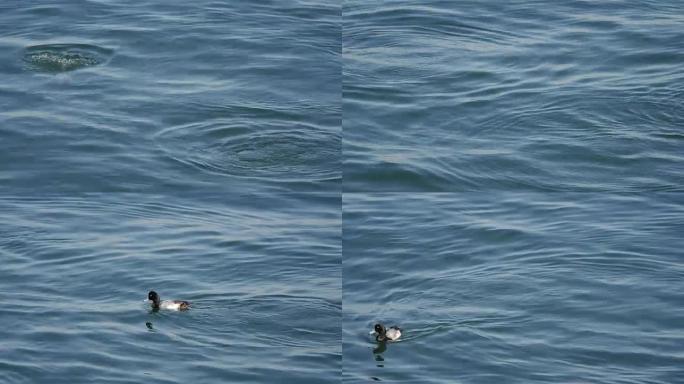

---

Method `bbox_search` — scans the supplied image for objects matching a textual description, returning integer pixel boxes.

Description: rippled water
[344,0,684,191]
[343,194,684,383]
[1,0,341,383]
[155,115,339,182]
[2,0,683,382]
[0,194,340,383]
[0,0,340,194]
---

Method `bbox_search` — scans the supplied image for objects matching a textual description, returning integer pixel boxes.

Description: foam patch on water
[23,43,113,72]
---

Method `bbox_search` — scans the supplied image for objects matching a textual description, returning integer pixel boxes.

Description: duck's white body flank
[148,291,190,311]
[159,300,187,311]
[372,323,402,341]
[384,327,401,341]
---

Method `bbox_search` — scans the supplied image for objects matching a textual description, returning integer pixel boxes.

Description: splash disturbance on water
[23,44,112,72]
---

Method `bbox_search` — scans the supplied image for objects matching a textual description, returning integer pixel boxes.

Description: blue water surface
[0,0,341,383]
[0,0,340,194]
[344,0,684,191]
[343,193,684,383]
[0,193,341,384]
[2,0,684,382]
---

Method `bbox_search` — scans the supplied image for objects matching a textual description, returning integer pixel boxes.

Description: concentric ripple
[23,44,112,72]
[156,119,341,181]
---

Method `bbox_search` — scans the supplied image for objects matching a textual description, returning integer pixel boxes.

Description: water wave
[156,118,340,181]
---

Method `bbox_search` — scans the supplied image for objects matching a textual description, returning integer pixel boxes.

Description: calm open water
[0,0,340,194]
[2,0,683,383]
[0,193,340,383]
[344,193,683,383]
[0,0,340,383]
[344,0,684,191]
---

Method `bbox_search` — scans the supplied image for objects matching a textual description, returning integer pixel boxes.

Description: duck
[373,323,402,341]
[148,291,190,311]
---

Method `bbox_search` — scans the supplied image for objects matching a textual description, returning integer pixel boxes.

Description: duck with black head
[148,291,190,311]
[372,323,402,342]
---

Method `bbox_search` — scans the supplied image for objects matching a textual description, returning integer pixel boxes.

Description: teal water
[2,0,684,383]
[344,1,684,191]
[0,0,340,383]
[0,0,340,194]
[344,194,683,383]
[1,194,340,383]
